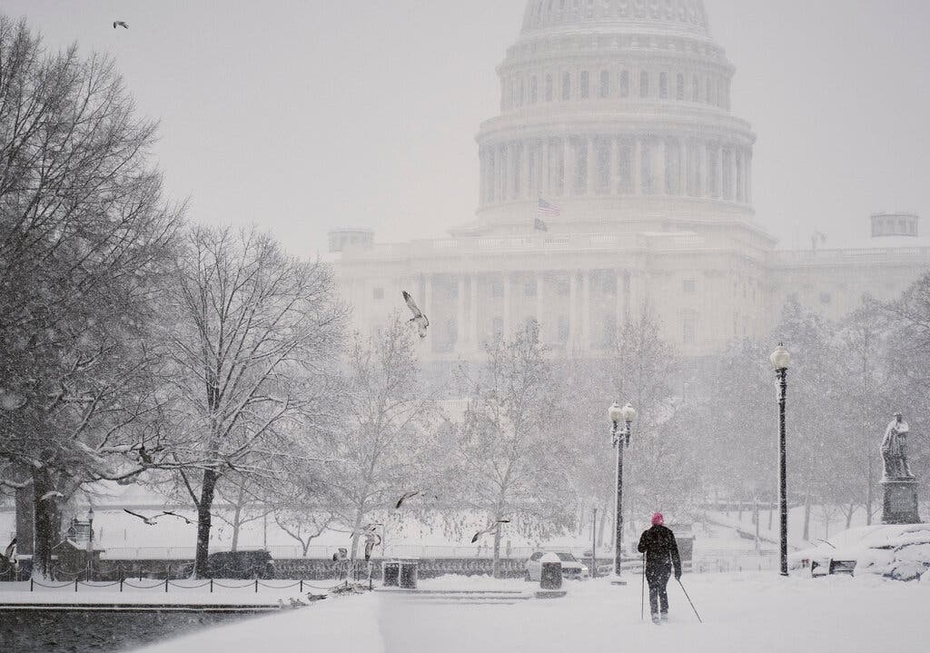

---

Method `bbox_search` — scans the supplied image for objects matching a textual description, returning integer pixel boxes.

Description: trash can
[382,561,400,586]
[539,552,562,590]
[399,561,418,589]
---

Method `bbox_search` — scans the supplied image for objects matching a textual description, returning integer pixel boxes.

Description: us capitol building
[329,0,926,363]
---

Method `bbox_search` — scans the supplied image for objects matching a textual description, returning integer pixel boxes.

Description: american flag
[537,196,561,217]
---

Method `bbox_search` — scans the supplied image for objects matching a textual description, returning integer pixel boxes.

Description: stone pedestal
[880,478,921,524]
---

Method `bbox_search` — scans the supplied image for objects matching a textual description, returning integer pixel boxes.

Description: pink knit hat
[651,512,664,526]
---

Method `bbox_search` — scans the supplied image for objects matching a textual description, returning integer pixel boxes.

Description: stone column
[536,272,545,337]
[564,138,574,197]
[525,140,534,199]
[502,272,512,336]
[716,144,724,200]
[678,138,687,196]
[457,275,466,347]
[655,139,667,195]
[470,274,480,350]
[729,147,738,201]
[633,138,642,195]
[586,136,595,196]
[542,139,551,196]
[581,270,591,350]
[700,142,709,197]
[478,150,485,207]
[568,272,578,346]
[747,151,753,205]
[610,137,619,195]
[736,149,744,203]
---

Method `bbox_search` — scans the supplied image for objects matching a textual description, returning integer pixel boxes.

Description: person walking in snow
[638,512,682,624]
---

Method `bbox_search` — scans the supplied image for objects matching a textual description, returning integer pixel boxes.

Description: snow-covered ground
[126,573,929,653]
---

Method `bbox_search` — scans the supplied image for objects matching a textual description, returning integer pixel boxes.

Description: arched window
[545,74,553,101]
[659,72,669,99]
[599,70,610,98]
[530,76,538,104]
[562,72,571,100]
[580,71,590,99]
[619,70,630,98]
[640,71,649,98]
[518,79,525,106]
[676,73,685,101]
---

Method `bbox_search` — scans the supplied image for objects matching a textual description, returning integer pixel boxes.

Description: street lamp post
[608,401,637,584]
[770,343,791,577]
[86,506,95,581]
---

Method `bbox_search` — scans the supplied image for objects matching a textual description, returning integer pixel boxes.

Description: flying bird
[113,21,129,29]
[123,509,195,526]
[402,291,429,338]
[39,491,64,502]
[471,519,511,544]
[123,508,157,525]
[395,491,421,509]
[160,511,194,525]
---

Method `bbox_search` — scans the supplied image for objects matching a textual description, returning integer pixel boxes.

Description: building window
[562,72,571,100]
[596,139,611,193]
[692,76,699,102]
[617,139,633,194]
[518,79,525,106]
[640,71,649,97]
[683,279,696,294]
[558,315,570,341]
[580,71,590,98]
[676,73,685,100]
[683,319,695,344]
[491,280,504,298]
[493,317,504,340]
[820,292,832,305]
[619,70,629,98]
[599,70,610,98]
[530,76,538,104]
[545,74,553,101]
[525,279,537,297]
[372,287,384,300]
[659,72,669,99]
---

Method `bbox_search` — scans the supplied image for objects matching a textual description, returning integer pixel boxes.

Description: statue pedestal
[880,478,921,524]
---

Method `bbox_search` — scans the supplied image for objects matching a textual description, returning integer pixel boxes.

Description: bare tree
[454,321,573,577]
[325,314,441,560]
[165,226,345,578]
[0,17,183,577]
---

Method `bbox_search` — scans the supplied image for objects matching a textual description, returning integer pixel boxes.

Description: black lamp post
[86,506,95,581]
[770,343,790,577]
[608,401,637,584]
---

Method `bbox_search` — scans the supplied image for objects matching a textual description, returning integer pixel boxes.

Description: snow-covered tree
[453,321,574,577]
[0,17,183,577]
[164,226,345,578]
[325,314,442,560]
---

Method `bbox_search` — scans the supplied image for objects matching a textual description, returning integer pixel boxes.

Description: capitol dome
[520,0,711,38]
[464,0,762,242]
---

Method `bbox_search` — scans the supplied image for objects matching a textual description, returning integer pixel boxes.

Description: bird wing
[471,532,481,544]
[402,291,422,318]
[123,508,154,524]
[113,22,117,28]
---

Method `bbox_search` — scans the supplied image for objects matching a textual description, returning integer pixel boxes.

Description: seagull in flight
[395,491,421,509]
[113,21,129,29]
[471,519,510,544]
[402,291,429,338]
[123,509,195,526]
[123,509,157,525]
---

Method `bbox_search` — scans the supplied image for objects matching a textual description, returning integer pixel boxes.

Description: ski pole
[676,577,703,623]
[640,553,645,621]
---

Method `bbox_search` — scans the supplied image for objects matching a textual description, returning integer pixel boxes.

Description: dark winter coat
[638,524,682,578]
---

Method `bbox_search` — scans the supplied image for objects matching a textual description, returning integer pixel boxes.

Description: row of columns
[416,269,641,353]
[479,136,751,207]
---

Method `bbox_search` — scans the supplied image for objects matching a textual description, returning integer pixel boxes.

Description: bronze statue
[881,412,914,480]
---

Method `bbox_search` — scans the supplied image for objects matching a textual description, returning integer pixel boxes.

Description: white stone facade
[330,1,928,360]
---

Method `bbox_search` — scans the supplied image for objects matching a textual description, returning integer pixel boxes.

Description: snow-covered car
[788,524,930,577]
[524,550,589,581]
[855,531,930,580]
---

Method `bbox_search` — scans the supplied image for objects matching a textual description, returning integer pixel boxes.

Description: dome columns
[478,134,753,208]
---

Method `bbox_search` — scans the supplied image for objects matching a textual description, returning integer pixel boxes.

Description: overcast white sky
[4,1,929,252]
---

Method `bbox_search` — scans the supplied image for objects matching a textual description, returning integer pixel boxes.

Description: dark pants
[645,564,671,615]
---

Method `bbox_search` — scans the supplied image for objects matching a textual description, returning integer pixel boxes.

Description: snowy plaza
[121,573,927,653]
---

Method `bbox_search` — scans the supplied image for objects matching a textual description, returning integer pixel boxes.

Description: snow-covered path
[133,573,928,653]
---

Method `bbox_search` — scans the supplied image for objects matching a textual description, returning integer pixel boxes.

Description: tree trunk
[597,499,609,547]
[15,470,34,556]
[31,469,63,580]
[865,456,874,526]
[230,489,243,553]
[193,469,218,579]
[802,492,812,542]
[492,525,502,579]
[349,508,364,561]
